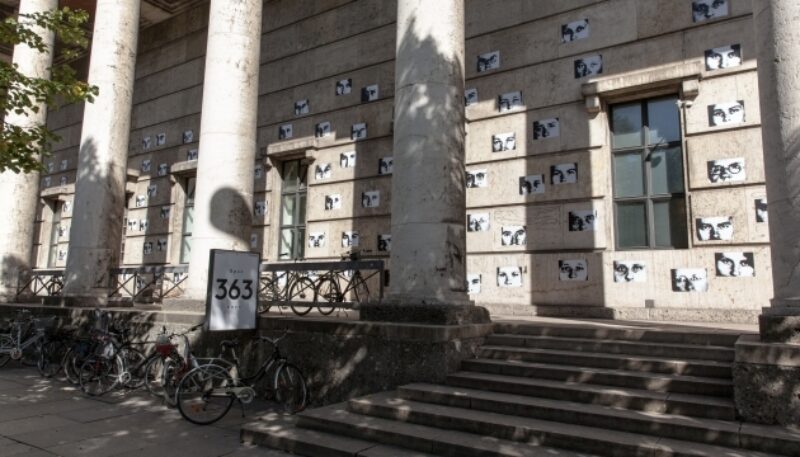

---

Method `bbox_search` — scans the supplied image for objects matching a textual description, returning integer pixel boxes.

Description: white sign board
[206,249,260,331]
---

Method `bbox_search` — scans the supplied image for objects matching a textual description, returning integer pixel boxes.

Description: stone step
[493,322,742,347]
[446,371,736,420]
[297,403,600,457]
[396,383,800,456]
[478,345,733,378]
[486,334,735,362]
[462,358,733,397]
[241,416,439,457]
[348,392,787,457]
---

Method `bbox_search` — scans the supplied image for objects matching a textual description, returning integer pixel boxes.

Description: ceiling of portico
[0,0,210,61]
[1,0,210,26]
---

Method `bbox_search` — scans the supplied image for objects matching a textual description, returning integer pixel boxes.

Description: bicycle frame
[0,322,45,356]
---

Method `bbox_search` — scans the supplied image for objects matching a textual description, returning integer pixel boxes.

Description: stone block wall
[35,0,773,320]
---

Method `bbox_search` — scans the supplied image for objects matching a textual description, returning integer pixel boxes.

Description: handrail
[15,269,65,300]
[108,265,189,303]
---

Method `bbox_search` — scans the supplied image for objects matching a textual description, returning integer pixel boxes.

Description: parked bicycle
[258,269,317,316]
[74,308,154,396]
[143,322,216,406]
[175,329,307,425]
[0,310,60,376]
[313,250,373,314]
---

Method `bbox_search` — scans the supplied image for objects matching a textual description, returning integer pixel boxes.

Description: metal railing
[108,265,188,303]
[15,259,384,310]
[15,269,65,300]
[259,259,385,310]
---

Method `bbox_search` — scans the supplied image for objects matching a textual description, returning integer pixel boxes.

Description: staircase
[242,320,800,456]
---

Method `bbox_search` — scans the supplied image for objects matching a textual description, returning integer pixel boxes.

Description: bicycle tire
[0,335,12,368]
[314,277,340,316]
[289,277,316,316]
[274,363,308,414]
[162,358,182,406]
[38,339,66,377]
[21,340,41,367]
[352,273,371,304]
[143,356,166,396]
[120,347,147,389]
[257,300,272,314]
[79,355,123,396]
[176,364,235,425]
[62,344,89,385]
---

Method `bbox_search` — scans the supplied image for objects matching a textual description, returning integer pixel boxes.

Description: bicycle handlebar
[258,328,290,346]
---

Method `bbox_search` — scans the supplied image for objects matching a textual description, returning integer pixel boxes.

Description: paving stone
[0,414,80,437]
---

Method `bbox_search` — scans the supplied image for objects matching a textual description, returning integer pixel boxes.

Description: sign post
[206,249,260,331]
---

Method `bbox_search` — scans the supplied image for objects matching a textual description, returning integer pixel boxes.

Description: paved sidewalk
[0,366,291,457]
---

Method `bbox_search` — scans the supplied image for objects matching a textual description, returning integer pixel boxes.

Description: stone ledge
[735,334,800,367]
[359,303,491,326]
[261,314,493,343]
[489,303,760,324]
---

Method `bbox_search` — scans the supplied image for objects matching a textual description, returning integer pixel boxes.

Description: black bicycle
[175,329,307,425]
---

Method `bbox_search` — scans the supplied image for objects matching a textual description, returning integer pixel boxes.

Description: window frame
[179,176,196,264]
[47,200,63,268]
[278,159,308,260]
[610,95,689,250]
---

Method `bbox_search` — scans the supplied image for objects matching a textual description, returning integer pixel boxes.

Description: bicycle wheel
[257,300,272,314]
[314,277,340,316]
[274,363,307,413]
[176,364,235,425]
[79,355,123,396]
[63,346,86,384]
[0,335,12,368]
[38,339,66,377]
[143,356,166,396]
[352,273,371,304]
[258,281,278,314]
[21,340,41,367]
[289,277,316,316]
[120,347,146,389]
[162,358,182,406]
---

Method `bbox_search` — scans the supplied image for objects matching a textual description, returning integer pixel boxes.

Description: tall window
[47,201,63,268]
[611,96,688,249]
[179,177,196,264]
[279,159,307,260]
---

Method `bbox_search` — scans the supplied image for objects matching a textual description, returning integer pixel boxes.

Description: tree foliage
[0,7,97,174]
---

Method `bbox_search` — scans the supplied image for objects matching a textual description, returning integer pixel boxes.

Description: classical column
[363,0,487,324]
[0,0,58,302]
[185,0,263,300]
[753,0,800,341]
[62,0,140,306]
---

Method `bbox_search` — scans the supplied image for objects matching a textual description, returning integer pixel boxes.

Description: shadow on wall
[1,254,28,301]
[208,186,252,246]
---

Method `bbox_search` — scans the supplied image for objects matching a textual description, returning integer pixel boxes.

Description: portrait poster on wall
[672,268,708,292]
[497,266,522,287]
[613,261,646,283]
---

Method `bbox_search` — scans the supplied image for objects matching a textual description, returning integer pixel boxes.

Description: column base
[759,305,800,343]
[60,294,109,307]
[360,301,490,325]
[734,334,800,426]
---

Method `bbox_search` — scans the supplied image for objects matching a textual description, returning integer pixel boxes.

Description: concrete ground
[0,365,292,457]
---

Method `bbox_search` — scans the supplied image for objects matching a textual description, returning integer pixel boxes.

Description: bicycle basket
[155,334,174,357]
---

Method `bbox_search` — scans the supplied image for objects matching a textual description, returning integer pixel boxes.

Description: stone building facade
[1,0,797,323]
